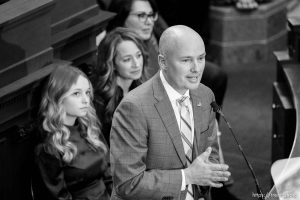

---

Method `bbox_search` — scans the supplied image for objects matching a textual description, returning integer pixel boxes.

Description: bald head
[157,25,206,94]
[158,25,204,56]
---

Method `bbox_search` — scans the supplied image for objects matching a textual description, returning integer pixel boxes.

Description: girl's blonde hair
[40,65,107,163]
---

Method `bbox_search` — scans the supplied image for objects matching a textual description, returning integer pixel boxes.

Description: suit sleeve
[110,100,182,200]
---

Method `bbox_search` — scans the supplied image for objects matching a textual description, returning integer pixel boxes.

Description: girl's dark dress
[34,124,110,200]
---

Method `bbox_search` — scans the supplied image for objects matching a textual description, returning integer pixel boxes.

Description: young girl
[34,65,110,200]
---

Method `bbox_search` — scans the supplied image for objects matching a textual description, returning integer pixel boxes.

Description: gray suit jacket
[110,73,219,200]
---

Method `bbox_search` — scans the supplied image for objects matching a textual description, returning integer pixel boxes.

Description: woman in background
[102,0,228,120]
[104,0,160,80]
[91,27,146,145]
[34,65,111,200]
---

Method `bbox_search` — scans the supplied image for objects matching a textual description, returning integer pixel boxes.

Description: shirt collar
[159,70,190,102]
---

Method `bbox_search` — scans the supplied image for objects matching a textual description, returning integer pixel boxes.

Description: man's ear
[158,54,167,70]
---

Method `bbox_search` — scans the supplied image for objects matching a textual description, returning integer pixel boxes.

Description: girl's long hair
[40,65,107,163]
[91,27,147,126]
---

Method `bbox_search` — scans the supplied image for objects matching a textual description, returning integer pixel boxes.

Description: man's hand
[183,147,231,187]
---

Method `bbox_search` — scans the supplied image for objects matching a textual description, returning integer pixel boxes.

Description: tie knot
[177,96,189,106]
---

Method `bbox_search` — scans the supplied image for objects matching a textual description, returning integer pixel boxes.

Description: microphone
[211,101,264,200]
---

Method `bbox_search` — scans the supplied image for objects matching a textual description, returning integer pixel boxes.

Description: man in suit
[110,25,231,200]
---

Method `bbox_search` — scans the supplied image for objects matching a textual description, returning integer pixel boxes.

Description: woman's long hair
[107,0,158,32]
[91,27,147,127]
[40,65,107,163]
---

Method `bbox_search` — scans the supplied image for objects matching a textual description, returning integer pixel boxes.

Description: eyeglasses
[130,12,158,23]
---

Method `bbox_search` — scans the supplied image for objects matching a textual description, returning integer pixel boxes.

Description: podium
[269,15,300,200]
[272,16,300,160]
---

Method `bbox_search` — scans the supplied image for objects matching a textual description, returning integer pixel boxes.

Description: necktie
[177,96,194,200]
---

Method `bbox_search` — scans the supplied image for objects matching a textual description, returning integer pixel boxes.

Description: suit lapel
[190,90,206,158]
[152,73,186,166]
[191,89,212,199]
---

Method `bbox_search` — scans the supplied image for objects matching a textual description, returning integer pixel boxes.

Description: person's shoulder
[191,84,215,109]
[35,139,61,160]
[198,83,214,94]
[124,77,155,103]
[194,83,215,101]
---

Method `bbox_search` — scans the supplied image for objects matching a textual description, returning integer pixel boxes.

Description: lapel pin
[197,101,202,107]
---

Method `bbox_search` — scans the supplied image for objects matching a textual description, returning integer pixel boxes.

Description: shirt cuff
[181,169,186,190]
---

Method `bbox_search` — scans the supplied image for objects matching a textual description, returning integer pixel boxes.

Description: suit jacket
[110,73,219,200]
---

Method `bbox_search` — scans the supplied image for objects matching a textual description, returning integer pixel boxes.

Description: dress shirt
[159,70,195,190]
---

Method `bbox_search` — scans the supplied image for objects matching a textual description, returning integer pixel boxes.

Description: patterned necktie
[177,96,194,200]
